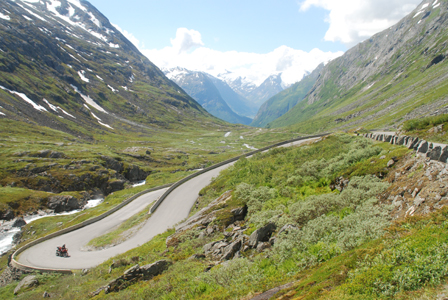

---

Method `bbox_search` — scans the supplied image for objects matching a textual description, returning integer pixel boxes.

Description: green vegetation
[2,134,426,300]
[401,113,448,144]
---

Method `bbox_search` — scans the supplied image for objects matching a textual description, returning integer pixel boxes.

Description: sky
[87,0,423,86]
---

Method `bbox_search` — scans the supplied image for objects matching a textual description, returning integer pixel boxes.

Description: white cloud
[300,0,422,46]
[142,30,343,86]
[170,28,204,54]
[111,25,342,86]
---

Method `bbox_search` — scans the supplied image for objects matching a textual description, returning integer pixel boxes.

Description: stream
[0,198,104,255]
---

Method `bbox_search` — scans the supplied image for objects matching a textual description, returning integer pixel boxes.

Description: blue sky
[88,0,345,53]
[87,0,423,85]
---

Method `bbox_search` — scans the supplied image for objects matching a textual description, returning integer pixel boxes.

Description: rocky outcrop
[90,260,171,296]
[248,223,276,248]
[12,217,26,228]
[13,275,38,295]
[47,195,85,213]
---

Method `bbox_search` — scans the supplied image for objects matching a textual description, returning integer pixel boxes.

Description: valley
[1,0,448,299]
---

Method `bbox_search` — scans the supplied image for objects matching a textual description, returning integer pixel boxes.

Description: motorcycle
[56,246,69,257]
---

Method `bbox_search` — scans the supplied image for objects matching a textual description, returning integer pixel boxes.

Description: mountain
[0,0,211,139]
[206,75,258,118]
[251,64,324,127]
[164,67,252,125]
[216,72,288,109]
[268,0,448,132]
[246,74,287,107]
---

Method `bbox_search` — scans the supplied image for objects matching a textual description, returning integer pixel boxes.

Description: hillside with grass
[4,133,448,299]
[268,0,448,134]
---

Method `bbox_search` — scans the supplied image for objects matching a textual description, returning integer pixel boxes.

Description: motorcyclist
[61,244,67,253]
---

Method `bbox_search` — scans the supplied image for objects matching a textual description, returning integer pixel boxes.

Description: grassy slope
[5,134,439,300]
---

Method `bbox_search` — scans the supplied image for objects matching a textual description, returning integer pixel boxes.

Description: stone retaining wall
[363,133,448,162]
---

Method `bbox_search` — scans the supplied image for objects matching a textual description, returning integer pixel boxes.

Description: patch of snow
[43,99,76,118]
[0,112,5,116]
[129,74,134,83]
[363,82,376,91]
[91,112,113,129]
[0,12,11,21]
[16,3,47,22]
[224,132,231,137]
[240,136,244,139]
[414,10,424,18]
[109,43,119,48]
[68,53,81,63]
[122,86,128,91]
[83,104,90,110]
[418,20,422,24]
[67,64,72,68]
[0,48,4,52]
[88,12,100,27]
[107,85,118,93]
[66,44,75,50]
[243,144,258,150]
[71,85,108,113]
[96,75,104,81]
[22,15,33,21]
[67,0,87,12]
[434,3,440,8]
[78,70,89,82]
[421,3,430,9]
[0,85,47,112]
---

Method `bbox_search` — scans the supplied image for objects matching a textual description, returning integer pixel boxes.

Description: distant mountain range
[0,0,213,138]
[164,67,290,125]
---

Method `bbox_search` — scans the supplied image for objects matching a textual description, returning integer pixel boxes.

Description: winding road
[16,137,320,271]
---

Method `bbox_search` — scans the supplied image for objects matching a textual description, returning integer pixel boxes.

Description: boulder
[439,146,448,163]
[104,260,170,294]
[221,239,243,260]
[14,275,38,295]
[417,141,429,153]
[0,209,15,221]
[12,217,26,228]
[230,206,247,222]
[427,146,442,161]
[248,223,276,248]
[106,180,126,194]
[48,195,80,213]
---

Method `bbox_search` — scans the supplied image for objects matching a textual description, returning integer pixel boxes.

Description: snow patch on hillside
[78,70,89,82]
[108,85,118,93]
[96,75,104,81]
[43,99,76,118]
[0,85,47,112]
[71,85,107,113]
[0,12,10,21]
[224,132,231,137]
[16,3,47,22]
[91,112,113,129]
[22,15,33,21]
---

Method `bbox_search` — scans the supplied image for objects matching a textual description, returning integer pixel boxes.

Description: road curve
[17,138,319,270]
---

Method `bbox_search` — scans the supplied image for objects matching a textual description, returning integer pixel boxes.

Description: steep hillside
[0,0,211,138]
[165,68,252,125]
[268,0,448,132]
[251,64,323,127]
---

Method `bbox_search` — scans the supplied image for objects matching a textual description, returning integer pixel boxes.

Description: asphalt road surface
[18,138,318,270]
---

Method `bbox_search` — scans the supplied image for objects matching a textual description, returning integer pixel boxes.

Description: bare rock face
[96,260,171,295]
[47,195,82,213]
[248,223,277,248]
[12,217,26,228]
[14,275,38,295]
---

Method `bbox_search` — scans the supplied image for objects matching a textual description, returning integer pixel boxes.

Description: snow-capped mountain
[164,67,253,124]
[0,0,209,136]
